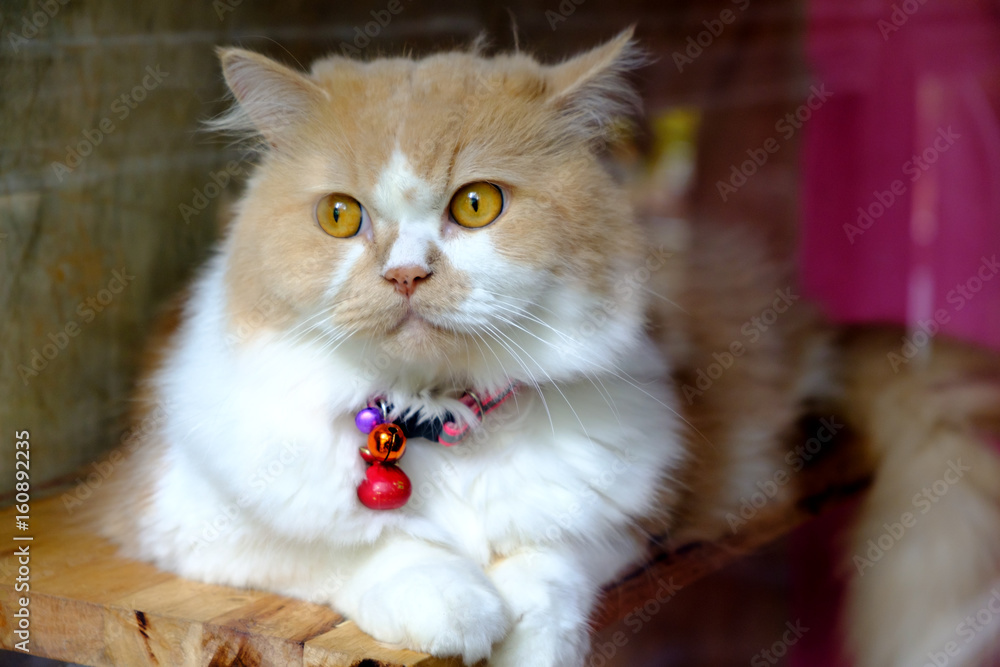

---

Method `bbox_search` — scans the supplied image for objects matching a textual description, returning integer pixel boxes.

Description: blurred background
[2,0,999,665]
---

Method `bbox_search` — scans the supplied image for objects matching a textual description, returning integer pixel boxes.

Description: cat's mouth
[378,305,464,362]
[396,306,438,334]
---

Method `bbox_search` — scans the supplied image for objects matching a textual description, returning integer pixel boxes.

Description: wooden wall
[0,0,804,497]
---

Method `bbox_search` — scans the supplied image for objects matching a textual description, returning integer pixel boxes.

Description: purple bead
[355,407,383,434]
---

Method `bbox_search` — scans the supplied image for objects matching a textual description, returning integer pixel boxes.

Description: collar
[353,381,521,510]
[362,381,520,446]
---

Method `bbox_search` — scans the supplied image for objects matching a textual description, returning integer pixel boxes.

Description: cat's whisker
[283,322,350,358]
[478,328,554,436]
[594,364,717,449]
[639,285,690,315]
[278,304,341,345]
[478,290,558,319]
[486,310,637,419]
[583,369,623,423]
[483,322,589,440]
[478,298,635,381]
[486,307,709,447]
[477,289,563,319]
[478,291,580,343]
[313,329,358,360]
[485,312,622,423]
[287,318,357,362]
[487,301,579,346]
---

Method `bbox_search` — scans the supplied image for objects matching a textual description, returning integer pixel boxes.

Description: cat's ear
[545,27,644,142]
[210,47,328,145]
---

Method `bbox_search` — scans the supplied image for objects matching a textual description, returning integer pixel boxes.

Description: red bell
[357,462,412,510]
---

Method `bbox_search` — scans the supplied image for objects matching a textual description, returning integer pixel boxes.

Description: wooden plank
[5,593,109,666]
[302,620,468,667]
[112,579,270,622]
[102,605,195,667]
[33,555,175,604]
[207,593,342,643]
[0,495,453,666]
[0,425,868,666]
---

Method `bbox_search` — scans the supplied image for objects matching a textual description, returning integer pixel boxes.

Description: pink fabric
[794,0,1000,664]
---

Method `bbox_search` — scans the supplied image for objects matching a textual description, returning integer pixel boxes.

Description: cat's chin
[379,313,461,362]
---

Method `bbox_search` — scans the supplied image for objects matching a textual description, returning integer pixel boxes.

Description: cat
[96,28,1000,667]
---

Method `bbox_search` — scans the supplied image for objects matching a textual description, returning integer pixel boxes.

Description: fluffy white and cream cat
[97,29,1000,667]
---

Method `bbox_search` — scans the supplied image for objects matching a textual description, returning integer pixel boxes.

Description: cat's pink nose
[384,265,430,298]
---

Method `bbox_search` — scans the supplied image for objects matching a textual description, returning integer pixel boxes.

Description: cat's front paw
[353,561,510,664]
[486,550,596,667]
[488,620,589,667]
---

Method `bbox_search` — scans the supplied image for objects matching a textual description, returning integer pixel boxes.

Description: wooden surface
[0,495,463,667]
[0,426,866,667]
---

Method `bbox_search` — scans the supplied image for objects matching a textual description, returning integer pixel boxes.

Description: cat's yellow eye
[317,194,363,238]
[449,182,503,229]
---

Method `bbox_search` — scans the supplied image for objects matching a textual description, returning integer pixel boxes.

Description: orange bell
[367,423,407,463]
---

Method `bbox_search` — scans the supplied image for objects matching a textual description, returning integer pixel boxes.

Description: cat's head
[216,29,655,387]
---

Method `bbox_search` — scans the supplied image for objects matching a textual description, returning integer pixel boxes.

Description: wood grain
[0,492,462,666]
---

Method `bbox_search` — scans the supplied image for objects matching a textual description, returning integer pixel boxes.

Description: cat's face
[219,31,649,380]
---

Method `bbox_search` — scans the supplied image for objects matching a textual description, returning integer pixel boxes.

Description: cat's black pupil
[333,203,342,222]
[469,192,479,212]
